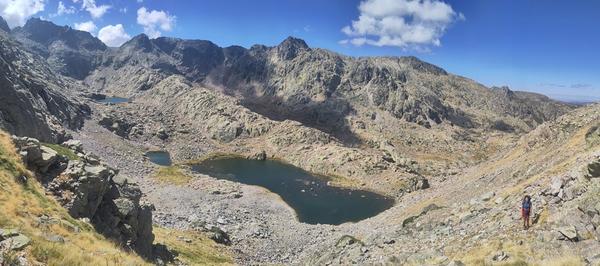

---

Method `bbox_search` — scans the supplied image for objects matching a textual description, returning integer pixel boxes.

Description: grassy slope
[385,105,599,265]
[0,131,233,265]
[448,106,600,265]
[153,227,233,265]
[0,131,148,265]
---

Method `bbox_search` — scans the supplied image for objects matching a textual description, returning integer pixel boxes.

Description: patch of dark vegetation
[491,120,515,132]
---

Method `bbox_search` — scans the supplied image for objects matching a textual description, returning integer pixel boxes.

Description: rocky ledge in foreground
[11,136,154,258]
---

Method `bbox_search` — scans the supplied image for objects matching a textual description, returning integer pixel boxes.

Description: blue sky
[3,0,599,102]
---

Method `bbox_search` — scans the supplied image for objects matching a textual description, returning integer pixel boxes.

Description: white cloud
[81,0,110,19]
[119,7,127,13]
[0,0,45,28]
[341,0,463,50]
[56,1,75,16]
[136,7,175,38]
[98,24,130,47]
[74,20,96,34]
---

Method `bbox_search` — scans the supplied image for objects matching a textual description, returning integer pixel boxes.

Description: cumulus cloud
[136,7,175,38]
[0,0,45,28]
[74,20,96,34]
[81,0,110,19]
[340,0,463,50]
[56,1,75,16]
[98,24,130,47]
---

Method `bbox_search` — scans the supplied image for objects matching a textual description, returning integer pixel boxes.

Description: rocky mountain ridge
[6,18,572,139]
[12,18,106,79]
[81,34,572,138]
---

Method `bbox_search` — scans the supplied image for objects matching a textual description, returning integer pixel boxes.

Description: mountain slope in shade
[0,29,89,143]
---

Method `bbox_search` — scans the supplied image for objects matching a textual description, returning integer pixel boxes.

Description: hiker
[521,195,532,229]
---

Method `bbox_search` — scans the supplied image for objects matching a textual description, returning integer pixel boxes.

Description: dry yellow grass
[153,227,234,265]
[453,239,585,266]
[153,165,193,185]
[501,124,592,197]
[539,255,586,266]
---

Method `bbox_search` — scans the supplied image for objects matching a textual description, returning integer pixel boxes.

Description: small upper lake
[191,158,394,225]
[97,97,129,104]
[146,151,172,166]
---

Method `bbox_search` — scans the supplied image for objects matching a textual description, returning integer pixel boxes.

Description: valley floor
[70,102,600,265]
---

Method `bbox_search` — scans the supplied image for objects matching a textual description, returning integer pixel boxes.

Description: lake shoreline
[191,157,395,225]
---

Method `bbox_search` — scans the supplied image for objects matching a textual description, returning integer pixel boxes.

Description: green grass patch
[42,143,79,161]
[154,166,193,186]
[23,181,52,208]
[153,227,233,265]
[0,145,23,177]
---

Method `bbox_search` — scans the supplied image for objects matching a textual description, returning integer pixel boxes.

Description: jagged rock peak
[399,56,447,75]
[19,17,106,51]
[492,86,515,97]
[0,16,9,32]
[279,36,309,49]
[276,36,310,60]
[122,33,154,51]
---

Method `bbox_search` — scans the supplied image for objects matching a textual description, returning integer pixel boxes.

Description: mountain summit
[276,36,310,60]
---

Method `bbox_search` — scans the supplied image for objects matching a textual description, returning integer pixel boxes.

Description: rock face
[587,157,600,178]
[0,16,9,32]
[11,18,107,79]
[11,137,66,175]
[11,136,155,258]
[0,26,90,143]
[93,175,154,256]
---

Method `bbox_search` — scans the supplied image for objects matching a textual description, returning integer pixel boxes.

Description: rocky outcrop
[0,229,30,251]
[98,113,136,138]
[11,136,155,258]
[587,157,600,178]
[11,137,67,176]
[0,229,31,266]
[93,175,154,256]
